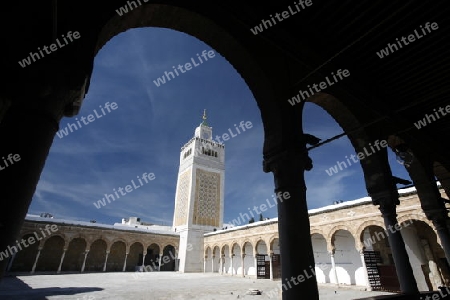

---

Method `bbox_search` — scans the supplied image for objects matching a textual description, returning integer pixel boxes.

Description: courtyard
[0,272,396,300]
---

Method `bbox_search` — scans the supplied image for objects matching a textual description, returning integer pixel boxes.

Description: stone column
[330,251,338,285]
[57,249,67,274]
[211,255,215,273]
[379,202,418,293]
[263,150,319,299]
[230,255,234,276]
[6,252,17,272]
[254,254,258,278]
[142,252,146,267]
[269,253,274,280]
[0,105,60,279]
[219,255,224,274]
[241,254,245,277]
[158,252,163,271]
[103,251,110,272]
[31,248,42,274]
[359,250,371,290]
[122,253,128,272]
[204,256,207,273]
[81,250,89,272]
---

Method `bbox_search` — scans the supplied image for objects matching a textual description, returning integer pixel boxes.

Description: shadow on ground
[0,276,102,300]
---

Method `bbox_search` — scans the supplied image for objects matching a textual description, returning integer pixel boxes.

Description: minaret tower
[173,110,225,272]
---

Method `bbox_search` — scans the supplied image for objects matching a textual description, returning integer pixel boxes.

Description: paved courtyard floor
[0,272,396,300]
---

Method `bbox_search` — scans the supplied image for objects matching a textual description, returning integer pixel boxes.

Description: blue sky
[28,28,411,226]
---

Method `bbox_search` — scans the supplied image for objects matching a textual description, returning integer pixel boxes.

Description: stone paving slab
[0,272,396,300]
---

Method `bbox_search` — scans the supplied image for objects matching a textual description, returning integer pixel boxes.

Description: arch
[231,243,241,276]
[356,220,386,251]
[328,224,354,242]
[241,240,253,254]
[401,219,449,290]
[126,241,144,272]
[144,243,161,269]
[109,237,128,250]
[204,246,212,256]
[332,229,362,286]
[160,244,176,271]
[222,244,231,275]
[305,93,396,201]
[398,213,432,229]
[311,233,330,284]
[94,4,275,124]
[36,235,65,272]
[310,228,324,237]
[9,233,40,272]
[242,241,255,277]
[146,242,163,253]
[85,239,107,272]
[106,240,126,272]
[62,237,87,272]
[212,245,220,273]
[68,235,89,246]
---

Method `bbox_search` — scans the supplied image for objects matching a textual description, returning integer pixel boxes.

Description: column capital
[263,150,310,190]
[370,189,400,209]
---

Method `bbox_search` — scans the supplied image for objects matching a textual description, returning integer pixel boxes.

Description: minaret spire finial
[201,109,208,126]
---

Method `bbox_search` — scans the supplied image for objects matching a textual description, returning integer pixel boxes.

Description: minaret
[173,110,225,272]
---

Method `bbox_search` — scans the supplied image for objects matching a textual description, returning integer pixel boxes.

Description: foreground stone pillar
[123,253,128,272]
[263,151,319,300]
[81,251,89,272]
[57,249,67,273]
[379,202,418,293]
[0,106,60,278]
[31,248,42,274]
